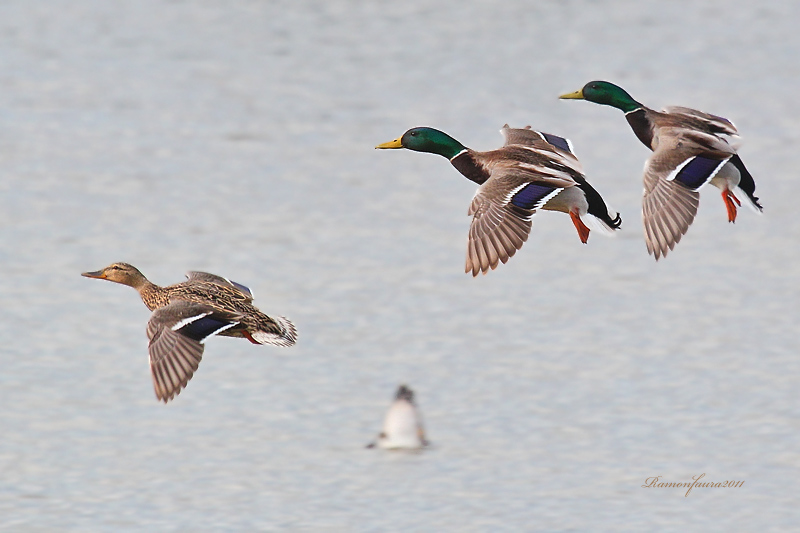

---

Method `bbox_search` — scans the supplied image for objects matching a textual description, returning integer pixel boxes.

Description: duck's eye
[409,131,417,136]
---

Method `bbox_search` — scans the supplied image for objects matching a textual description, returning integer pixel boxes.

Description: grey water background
[0,0,798,530]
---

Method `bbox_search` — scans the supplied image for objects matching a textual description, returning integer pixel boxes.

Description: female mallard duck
[376,125,621,276]
[367,385,429,450]
[82,263,297,403]
[560,81,762,260]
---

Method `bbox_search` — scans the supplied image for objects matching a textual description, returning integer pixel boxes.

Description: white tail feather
[251,316,297,347]
[735,186,763,214]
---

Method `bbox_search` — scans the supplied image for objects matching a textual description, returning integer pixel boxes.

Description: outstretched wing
[641,121,737,260]
[146,300,242,403]
[466,193,533,277]
[642,166,700,260]
[465,164,573,276]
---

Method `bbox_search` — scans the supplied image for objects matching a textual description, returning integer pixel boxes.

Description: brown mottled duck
[82,262,297,403]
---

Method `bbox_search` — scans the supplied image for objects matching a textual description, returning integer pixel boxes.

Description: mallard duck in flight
[560,81,762,260]
[376,125,621,276]
[82,263,297,402]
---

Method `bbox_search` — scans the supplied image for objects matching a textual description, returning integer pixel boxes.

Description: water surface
[0,1,798,531]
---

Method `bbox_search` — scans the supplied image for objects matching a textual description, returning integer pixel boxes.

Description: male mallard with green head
[82,263,297,403]
[560,81,762,260]
[376,125,621,276]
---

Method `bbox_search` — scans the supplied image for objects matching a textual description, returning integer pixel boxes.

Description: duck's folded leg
[722,189,741,223]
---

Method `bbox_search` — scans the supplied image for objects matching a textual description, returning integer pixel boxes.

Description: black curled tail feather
[575,177,622,230]
[730,154,762,211]
[607,210,622,229]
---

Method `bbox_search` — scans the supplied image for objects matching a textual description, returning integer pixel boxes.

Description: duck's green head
[560,81,642,113]
[376,127,466,159]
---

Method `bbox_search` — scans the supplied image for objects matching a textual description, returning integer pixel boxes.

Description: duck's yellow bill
[375,138,403,149]
[81,270,106,279]
[559,89,585,100]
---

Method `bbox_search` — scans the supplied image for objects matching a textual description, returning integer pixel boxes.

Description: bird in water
[367,385,429,450]
[560,81,762,260]
[82,263,297,402]
[376,125,621,276]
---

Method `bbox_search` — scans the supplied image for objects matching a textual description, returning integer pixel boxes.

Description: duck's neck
[593,89,654,148]
[624,108,655,149]
[611,100,643,114]
[420,132,467,160]
[137,281,167,311]
[450,150,491,185]
[597,88,643,114]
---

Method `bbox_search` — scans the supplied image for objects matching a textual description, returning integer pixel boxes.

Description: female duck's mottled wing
[466,161,578,276]
[186,271,254,300]
[146,300,242,403]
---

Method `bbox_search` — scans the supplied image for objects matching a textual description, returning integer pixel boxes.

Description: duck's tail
[250,315,297,347]
[576,178,622,235]
[729,155,763,213]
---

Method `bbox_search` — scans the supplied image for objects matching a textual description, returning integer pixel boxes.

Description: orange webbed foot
[723,189,741,223]
[570,211,590,244]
